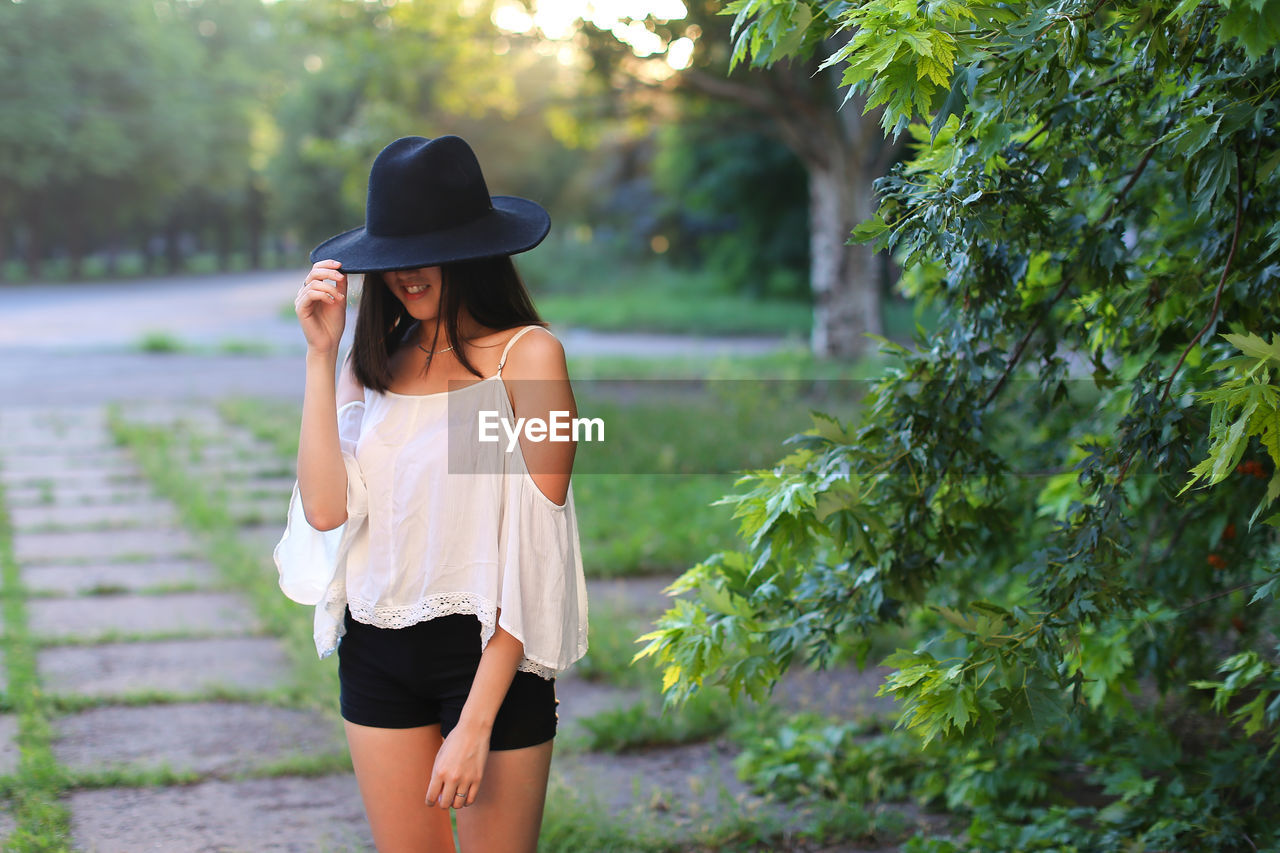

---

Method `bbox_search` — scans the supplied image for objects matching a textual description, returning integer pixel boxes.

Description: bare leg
[454,737,554,853]
[344,720,458,853]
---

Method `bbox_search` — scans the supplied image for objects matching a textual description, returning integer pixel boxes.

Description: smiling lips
[402,283,430,299]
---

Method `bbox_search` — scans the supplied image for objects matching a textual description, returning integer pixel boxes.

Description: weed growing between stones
[0,478,74,850]
[44,686,300,716]
[64,765,204,792]
[33,627,276,649]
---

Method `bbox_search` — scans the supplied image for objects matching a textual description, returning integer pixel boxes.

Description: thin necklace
[417,342,453,355]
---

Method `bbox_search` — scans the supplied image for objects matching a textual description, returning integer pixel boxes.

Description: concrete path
[0,404,373,851]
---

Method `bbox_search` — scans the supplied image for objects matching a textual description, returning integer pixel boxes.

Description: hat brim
[309,196,550,274]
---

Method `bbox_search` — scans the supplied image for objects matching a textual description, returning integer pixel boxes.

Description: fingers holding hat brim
[309,197,550,274]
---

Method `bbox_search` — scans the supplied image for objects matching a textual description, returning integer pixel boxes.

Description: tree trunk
[807,156,883,358]
[24,199,44,281]
[247,181,265,270]
[674,60,900,360]
[216,216,232,271]
[66,204,86,281]
[0,208,9,283]
[165,218,183,274]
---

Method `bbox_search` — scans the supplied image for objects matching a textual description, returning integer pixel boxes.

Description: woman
[274,134,589,853]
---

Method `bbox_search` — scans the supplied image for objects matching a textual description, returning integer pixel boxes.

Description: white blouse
[273,325,589,680]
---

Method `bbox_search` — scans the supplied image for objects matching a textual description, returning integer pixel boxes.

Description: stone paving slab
[184,455,293,471]
[21,560,220,596]
[180,445,289,465]
[38,637,290,697]
[0,467,146,489]
[2,438,117,454]
[54,703,346,776]
[28,593,260,642]
[183,464,297,485]
[67,773,373,852]
[2,409,109,433]
[124,401,223,419]
[221,473,296,489]
[229,499,293,526]
[238,523,288,553]
[0,450,136,475]
[1,483,158,508]
[224,487,294,508]
[14,528,198,564]
[8,500,178,532]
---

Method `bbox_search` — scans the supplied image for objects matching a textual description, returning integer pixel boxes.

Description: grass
[537,290,812,337]
[43,686,312,715]
[136,331,186,354]
[575,688,741,753]
[0,478,75,850]
[216,339,277,356]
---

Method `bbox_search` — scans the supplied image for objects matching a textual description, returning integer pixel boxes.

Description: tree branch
[675,67,781,115]
[1157,145,1244,409]
[1114,144,1243,486]
[1101,140,1157,224]
[1177,577,1268,612]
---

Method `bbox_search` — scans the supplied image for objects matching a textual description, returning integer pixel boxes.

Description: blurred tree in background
[652,116,810,300]
[1,0,832,339]
[543,0,906,355]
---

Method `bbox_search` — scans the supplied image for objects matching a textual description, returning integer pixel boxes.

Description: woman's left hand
[426,720,490,809]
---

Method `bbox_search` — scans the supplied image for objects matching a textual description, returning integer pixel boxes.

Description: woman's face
[383,266,443,320]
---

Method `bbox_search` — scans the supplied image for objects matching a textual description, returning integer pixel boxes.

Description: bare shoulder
[501,325,568,382]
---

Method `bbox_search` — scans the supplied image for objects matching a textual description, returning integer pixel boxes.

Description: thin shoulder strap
[496,325,549,376]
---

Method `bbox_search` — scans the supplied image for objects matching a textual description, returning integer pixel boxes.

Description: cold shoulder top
[273,325,590,679]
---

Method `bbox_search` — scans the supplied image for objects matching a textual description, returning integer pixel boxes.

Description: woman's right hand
[295,259,348,354]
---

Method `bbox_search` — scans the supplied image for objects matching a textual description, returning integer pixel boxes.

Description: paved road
[0,271,795,404]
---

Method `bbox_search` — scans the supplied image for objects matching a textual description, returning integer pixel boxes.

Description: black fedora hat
[309,135,550,274]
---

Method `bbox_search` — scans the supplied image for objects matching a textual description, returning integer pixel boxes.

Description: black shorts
[337,605,558,751]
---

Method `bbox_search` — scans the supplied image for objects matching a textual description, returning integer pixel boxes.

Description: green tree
[264,0,572,254]
[526,0,904,356]
[652,115,811,299]
[0,0,191,276]
[0,0,281,278]
[636,0,1280,847]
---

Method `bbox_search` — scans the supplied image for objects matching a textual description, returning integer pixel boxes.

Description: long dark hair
[349,255,546,393]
